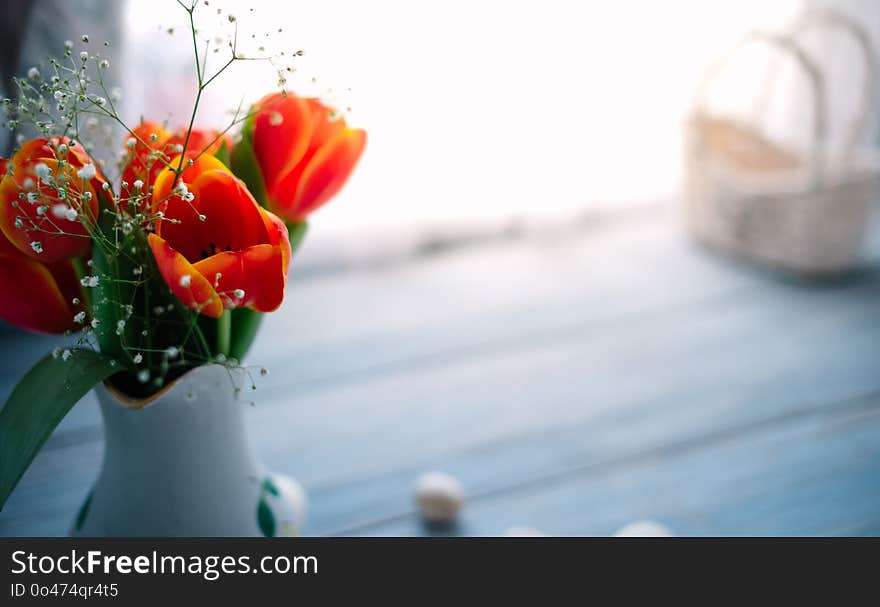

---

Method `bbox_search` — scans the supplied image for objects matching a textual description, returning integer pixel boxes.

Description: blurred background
[1,0,880,536]
[119,0,878,243]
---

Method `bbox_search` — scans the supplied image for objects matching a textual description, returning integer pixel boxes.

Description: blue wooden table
[2,208,879,536]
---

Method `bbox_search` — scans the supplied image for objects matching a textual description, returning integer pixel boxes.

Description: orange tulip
[250,91,366,221]
[121,123,232,191]
[0,138,102,263]
[148,154,291,318]
[120,121,172,191]
[165,127,231,159]
[0,224,83,334]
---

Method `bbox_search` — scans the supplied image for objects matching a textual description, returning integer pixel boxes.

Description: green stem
[216,311,231,358]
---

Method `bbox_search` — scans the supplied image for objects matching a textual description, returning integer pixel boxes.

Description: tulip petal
[305,98,348,152]
[283,128,367,220]
[152,153,232,210]
[0,159,96,262]
[0,245,80,334]
[121,122,172,188]
[252,92,314,190]
[147,233,223,318]
[157,169,269,264]
[260,209,291,274]
[166,128,231,158]
[193,243,287,313]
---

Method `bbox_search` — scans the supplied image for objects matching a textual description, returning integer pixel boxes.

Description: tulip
[121,123,232,191]
[0,138,102,263]
[165,127,231,159]
[120,121,172,191]
[248,91,366,221]
[148,154,291,318]
[0,225,83,334]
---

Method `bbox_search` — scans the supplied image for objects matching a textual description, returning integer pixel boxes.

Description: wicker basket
[683,13,880,276]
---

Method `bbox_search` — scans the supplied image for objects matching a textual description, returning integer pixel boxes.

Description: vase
[72,364,306,536]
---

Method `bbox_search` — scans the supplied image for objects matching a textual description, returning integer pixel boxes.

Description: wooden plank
[352,396,880,536]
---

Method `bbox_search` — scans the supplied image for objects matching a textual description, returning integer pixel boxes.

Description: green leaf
[74,489,94,531]
[257,498,276,537]
[214,140,230,167]
[228,307,263,362]
[229,125,268,208]
[226,221,308,362]
[0,349,120,510]
[288,221,308,256]
[90,243,130,361]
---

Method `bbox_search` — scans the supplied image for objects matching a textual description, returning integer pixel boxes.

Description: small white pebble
[415,472,463,524]
[613,520,674,537]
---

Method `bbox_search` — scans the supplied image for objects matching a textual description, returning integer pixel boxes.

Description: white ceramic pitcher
[72,364,306,537]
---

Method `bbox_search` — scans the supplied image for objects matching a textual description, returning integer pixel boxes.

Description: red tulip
[120,121,172,191]
[249,91,366,221]
[0,138,102,263]
[0,224,83,334]
[165,127,231,159]
[148,154,290,318]
[121,123,232,191]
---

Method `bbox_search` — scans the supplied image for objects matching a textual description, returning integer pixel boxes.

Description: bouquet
[0,2,366,510]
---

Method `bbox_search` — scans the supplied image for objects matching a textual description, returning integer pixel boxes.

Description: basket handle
[693,31,827,177]
[789,10,878,156]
